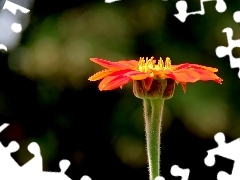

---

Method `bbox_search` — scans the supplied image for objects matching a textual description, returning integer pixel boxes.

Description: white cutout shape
[0,44,8,51]
[0,123,92,180]
[0,123,9,132]
[2,0,30,34]
[154,164,190,180]
[11,22,22,33]
[155,176,165,180]
[0,0,30,51]
[215,27,240,78]
[174,0,227,22]
[233,11,240,23]
[2,0,30,15]
[205,132,240,180]
[105,0,121,3]
[171,165,190,180]
[81,175,92,180]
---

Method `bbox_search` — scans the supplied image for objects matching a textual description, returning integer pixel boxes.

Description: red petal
[180,83,187,93]
[118,60,138,69]
[143,78,153,91]
[124,71,150,80]
[214,77,223,84]
[90,58,136,69]
[97,69,133,91]
[166,69,201,83]
[98,74,132,91]
[193,69,223,84]
[175,63,218,72]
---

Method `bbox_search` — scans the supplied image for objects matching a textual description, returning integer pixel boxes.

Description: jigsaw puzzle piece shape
[21,142,43,172]
[215,45,228,58]
[80,175,92,180]
[21,159,72,180]
[204,132,240,165]
[174,0,227,22]
[0,123,21,174]
[39,160,72,180]
[155,176,165,180]
[217,171,232,180]
[233,11,240,23]
[59,159,71,174]
[205,132,240,180]
[0,124,76,180]
[204,132,226,166]
[215,0,227,13]
[0,44,8,51]
[217,170,240,180]
[216,28,240,78]
[0,140,20,172]
[0,123,9,133]
[174,1,188,23]
[171,165,190,180]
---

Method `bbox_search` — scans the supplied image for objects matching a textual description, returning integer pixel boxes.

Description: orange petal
[88,69,115,81]
[90,58,135,70]
[98,74,132,91]
[118,60,138,69]
[153,70,170,79]
[130,74,150,80]
[95,69,133,90]
[180,83,187,93]
[124,70,150,80]
[193,69,223,83]
[175,63,218,72]
[166,69,201,83]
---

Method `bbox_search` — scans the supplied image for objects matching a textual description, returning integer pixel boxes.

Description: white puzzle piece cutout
[2,0,30,33]
[171,165,190,180]
[0,123,92,180]
[204,132,240,180]
[0,123,9,132]
[0,44,7,51]
[0,141,20,172]
[155,176,165,180]
[105,0,121,3]
[80,175,92,180]
[174,0,227,22]
[215,12,240,78]
[21,142,43,172]
[2,0,30,15]
[0,123,21,179]
[0,1,31,51]
[154,164,190,180]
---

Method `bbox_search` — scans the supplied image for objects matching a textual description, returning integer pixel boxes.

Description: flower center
[137,57,172,75]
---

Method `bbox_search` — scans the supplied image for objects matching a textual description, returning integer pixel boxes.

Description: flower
[88,57,222,94]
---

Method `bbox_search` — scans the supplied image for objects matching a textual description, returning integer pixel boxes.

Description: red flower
[88,57,222,93]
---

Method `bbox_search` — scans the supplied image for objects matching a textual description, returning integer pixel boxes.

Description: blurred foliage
[0,0,240,179]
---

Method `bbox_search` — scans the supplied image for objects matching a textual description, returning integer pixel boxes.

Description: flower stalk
[88,56,223,180]
[143,98,164,180]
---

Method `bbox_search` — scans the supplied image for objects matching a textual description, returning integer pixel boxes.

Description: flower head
[88,57,222,97]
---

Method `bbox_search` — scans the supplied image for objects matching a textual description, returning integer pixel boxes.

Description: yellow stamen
[137,57,173,74]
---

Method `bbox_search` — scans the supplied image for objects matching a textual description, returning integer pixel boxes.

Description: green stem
[143,98,164,180]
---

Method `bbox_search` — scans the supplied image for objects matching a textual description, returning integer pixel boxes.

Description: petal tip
[99,85,104,91]
[180,83,187,94]
[216,77,223,84]
[90,58,97,62]
[88,76,94,81]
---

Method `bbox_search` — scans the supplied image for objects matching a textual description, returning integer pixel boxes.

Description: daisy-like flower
[88,57,222,99]
[88,56,223,180]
